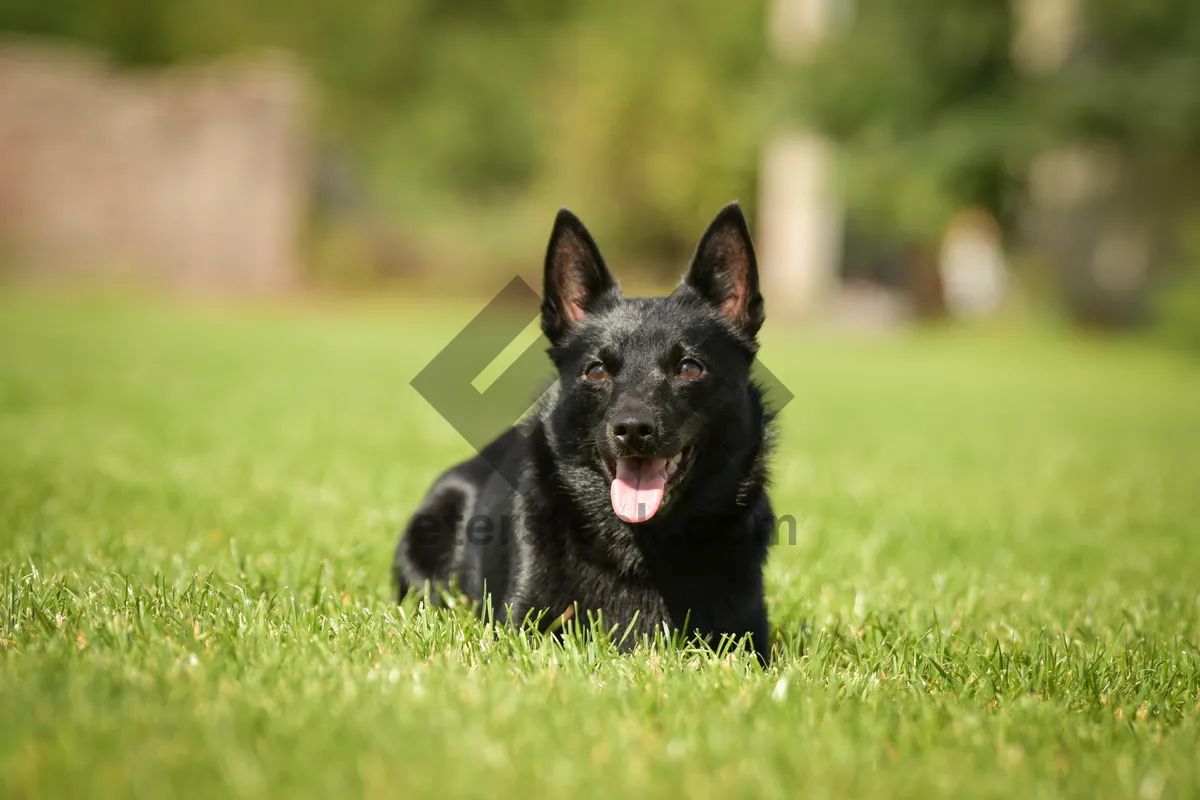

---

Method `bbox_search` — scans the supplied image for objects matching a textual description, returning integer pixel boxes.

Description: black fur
[394,202,776,664]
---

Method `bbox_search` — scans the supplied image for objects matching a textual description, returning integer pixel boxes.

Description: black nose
[611,412,657,452]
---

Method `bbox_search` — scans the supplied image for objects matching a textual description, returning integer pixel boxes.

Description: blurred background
[1,0,1199,348]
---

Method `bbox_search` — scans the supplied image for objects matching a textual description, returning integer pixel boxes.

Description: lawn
[1,289,1198,799]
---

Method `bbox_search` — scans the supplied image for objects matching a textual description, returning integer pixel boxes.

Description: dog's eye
[677,359,705,380]
[585,362,609,381]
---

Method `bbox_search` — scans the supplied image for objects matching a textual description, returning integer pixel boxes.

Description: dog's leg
[393,477,476,606]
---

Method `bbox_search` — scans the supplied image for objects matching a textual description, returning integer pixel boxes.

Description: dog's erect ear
[680,202,764,338]
[541,209,619,344]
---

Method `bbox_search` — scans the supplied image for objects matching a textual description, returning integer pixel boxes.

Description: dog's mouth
[601,446,695,524]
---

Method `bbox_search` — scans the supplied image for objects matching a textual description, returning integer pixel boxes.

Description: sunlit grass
[1,291,1198,798]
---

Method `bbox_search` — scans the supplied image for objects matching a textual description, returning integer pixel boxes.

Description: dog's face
[539,203,765,526]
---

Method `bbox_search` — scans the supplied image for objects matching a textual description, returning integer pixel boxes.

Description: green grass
[1,289,1199,799]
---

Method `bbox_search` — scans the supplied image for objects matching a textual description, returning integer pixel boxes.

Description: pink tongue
[610,457,668,523]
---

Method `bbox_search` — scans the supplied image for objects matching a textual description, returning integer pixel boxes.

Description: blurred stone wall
[0,39,309,294]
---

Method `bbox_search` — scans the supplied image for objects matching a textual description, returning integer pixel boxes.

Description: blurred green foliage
[0,0,767,277]
[788,0,1200,240]
[784,0,1018,238]
[1,0,1199,295]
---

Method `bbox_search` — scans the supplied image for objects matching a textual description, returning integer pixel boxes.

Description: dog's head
[539,203,767,526]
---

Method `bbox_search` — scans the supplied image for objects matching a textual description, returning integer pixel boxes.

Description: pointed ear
[540,209,619,344]
[679,202,763,338]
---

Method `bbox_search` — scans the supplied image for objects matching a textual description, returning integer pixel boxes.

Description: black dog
[394,202,777,664]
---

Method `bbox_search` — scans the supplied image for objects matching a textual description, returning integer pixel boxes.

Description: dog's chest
[517,562,673,637]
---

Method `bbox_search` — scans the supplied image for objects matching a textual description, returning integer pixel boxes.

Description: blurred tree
[3,0,1198,314]
[1021,0,1200,326]
[778,0,1200,326]
[0,0,768,282]
[541,1,769,266]
[780,0,1020,243]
